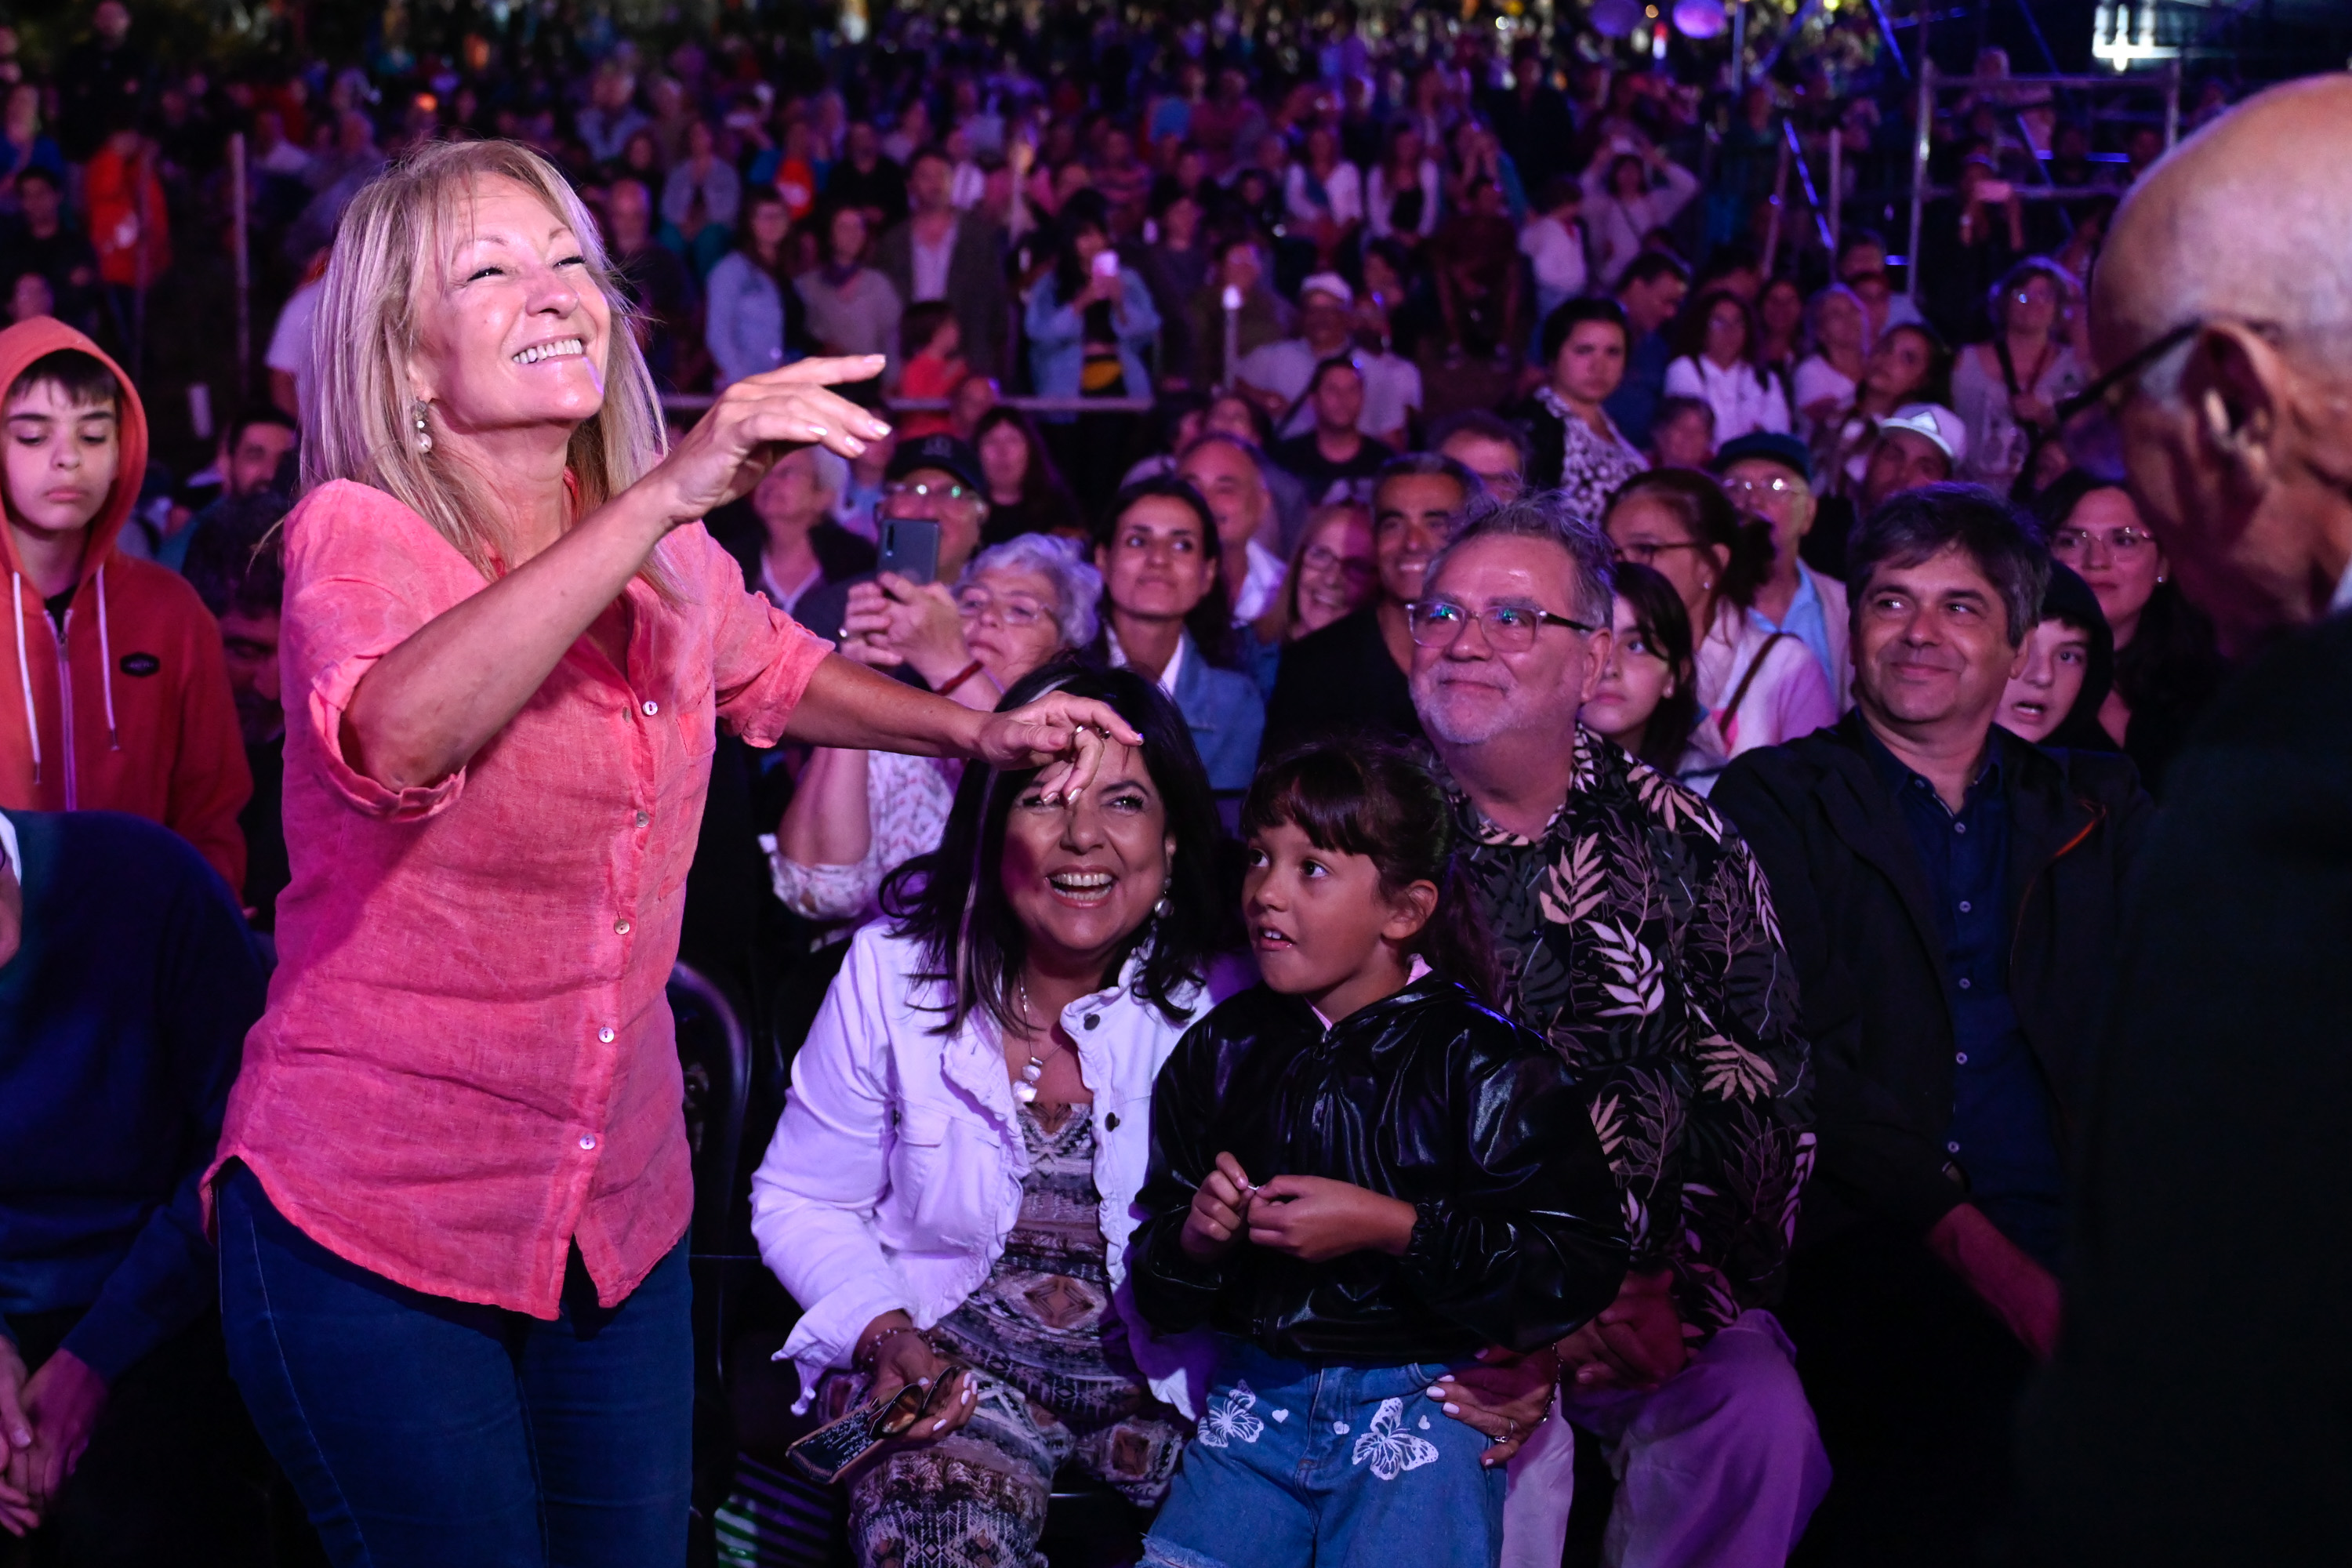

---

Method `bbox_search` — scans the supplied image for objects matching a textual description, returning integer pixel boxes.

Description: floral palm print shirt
[1448,728,1816,1340]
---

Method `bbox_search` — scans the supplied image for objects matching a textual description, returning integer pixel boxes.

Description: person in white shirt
[1283,125,1363,270]
[1583,143,1700,289]
[750,662,1237,1568]
[1236,274,1417,450]
[1664,289,1792,444]
[1364,122,1443,243]
[1175,431,1289,618]
[1791,284,1869,440]
[1519,176,1592,328]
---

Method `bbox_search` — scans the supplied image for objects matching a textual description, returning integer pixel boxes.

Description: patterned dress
[844,1104,1187,1568]
[1447,728,1816,1339]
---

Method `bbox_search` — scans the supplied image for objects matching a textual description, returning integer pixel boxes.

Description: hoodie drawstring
[95,562,118,750]
[10,573,38,784]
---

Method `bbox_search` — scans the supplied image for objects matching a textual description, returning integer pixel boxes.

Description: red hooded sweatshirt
[0,318,249,891]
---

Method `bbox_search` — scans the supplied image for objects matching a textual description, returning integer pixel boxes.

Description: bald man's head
[2090,77,2352,650]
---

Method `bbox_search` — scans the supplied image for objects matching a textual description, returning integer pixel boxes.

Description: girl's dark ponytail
[1240,735,1504,1009]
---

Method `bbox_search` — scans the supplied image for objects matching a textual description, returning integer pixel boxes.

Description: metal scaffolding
[1904,62,2183,303]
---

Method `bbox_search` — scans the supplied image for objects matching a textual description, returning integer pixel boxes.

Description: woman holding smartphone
[1025,194,1161,510]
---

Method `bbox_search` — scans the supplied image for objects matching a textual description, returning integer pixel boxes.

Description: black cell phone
[877,518,942,586]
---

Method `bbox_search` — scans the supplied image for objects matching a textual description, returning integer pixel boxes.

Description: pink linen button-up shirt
[209,479,831,1317]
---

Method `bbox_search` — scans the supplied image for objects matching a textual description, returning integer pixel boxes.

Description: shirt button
[615,918,632,935]
[1957,900,1972,913]
[1956,1052,1969,1064]
[641,699,659,717]
[636,811,650,827]
[1958,978,1973,990]
[579,1134,597,1151]
[1954,822,1968,834]
[1083,1014,1099,1030]
[598,1026,615,1043]
[1947,1141,1962,1153]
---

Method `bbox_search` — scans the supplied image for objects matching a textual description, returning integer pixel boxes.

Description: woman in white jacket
[750,662,1236,1563]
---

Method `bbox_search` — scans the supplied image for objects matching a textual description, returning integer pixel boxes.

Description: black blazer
[1711,711,2154,1247]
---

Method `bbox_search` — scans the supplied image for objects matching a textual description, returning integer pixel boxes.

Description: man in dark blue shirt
[1713,485,2152,1568]
[0,809,267,1562]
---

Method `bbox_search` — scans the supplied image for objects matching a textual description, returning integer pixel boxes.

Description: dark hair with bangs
[6,349,122,415]
[1240,735,1501,1006]
[881,659,1231,1037]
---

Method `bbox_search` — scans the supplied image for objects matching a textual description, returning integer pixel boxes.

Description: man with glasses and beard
[2009,78,2352,1566]
[1405,490,1826,1568]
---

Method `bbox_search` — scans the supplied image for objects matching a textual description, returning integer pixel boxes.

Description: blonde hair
[302,138,673,589]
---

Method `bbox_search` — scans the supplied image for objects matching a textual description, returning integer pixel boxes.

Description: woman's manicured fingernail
[807,425,826,438]
[931,1418,946,1432]
[1426,1385,1446,1398]
[962,1387,973,1403]
[1442,1403,1460,1415]
[843,437,866,455]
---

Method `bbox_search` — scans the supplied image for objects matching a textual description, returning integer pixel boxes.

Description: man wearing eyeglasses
[1405,491,1826,1568]
[797,434,993,691]
[2010,78,2352,1566]
[1714,432,1852,706]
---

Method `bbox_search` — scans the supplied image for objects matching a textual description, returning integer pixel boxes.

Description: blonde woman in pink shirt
[204,140,1137,1568]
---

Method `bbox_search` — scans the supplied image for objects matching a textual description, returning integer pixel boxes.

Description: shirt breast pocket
[886,1107,1000,1250]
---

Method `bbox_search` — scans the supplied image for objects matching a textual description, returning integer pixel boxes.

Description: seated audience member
[767,533,1100,927]
[1646,394,1715,470]
[1244,499,1377,694]
[1431,176,1523,365]
[1268,356,1394,501]
[1520,175,1592,325]
[1187,236,1295,393]
[804,433,992,673]
[1809,401,1970,578]
[1263,453,1478,753]
[1710,485,2151,1567]
[704,188,811,389]
[1129,739,1629,1568]
[0,321,250,891]
[1813,324,1951,504]
[750,666,1235,1568]
[1237,272,1416,445]
[1529,298,1650,524]
[1403,491,1827,1568]
[974,406,1083,546]
[2034,470,2224,796]
[1430,408,1529,502]
[1605,469,1836,760]
[1580,560,1720,788]
[157,405,299,571]
[1175,431,1288,618]
[1950,258,2083,495]
[1600,251,1693,449]
[1997,561,2114,749]
[1094,478,1265,791]
[1835,230,1928,343]
[1664,289,1792,444]
[1715,431,1852,702]
[714,445,877,617]
[1793,285,1868,439]
[0,807,269,1562]
[183,493,295,931]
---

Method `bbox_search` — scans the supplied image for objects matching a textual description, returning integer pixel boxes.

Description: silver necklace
[1013,977,1065,1105]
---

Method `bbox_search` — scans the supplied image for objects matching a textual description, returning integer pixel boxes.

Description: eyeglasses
[1722,475,1807,505]
[956,590,1050,626]
[1610,539,1707,566]
[1301,543,1377,582]
[2049,526,2156,558]
[1406,598,1598,651]
[883,480,981,506]
[2049,317,2210,481]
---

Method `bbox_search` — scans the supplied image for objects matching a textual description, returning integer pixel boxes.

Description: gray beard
[1414,667,1539,746]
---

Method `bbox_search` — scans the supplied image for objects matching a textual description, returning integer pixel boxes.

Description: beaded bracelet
[855,1322,929,1372]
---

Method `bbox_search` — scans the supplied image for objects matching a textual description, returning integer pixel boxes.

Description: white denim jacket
[750,920,1229,1416]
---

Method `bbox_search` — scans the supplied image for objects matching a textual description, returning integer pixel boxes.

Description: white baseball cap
[1877,403,1969,467]
[1299,272,1354,307]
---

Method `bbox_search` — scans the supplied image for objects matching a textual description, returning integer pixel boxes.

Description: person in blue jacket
[0,808,267,1562]
[1092,477,1265,793]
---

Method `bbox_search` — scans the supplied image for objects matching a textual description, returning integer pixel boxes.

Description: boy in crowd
[0,319,249,892]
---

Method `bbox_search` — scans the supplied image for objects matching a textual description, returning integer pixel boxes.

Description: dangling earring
[412,401,434,454]
[1153,881,1172,922]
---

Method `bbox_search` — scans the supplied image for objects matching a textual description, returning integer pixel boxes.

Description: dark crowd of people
[2,5,2345,1568]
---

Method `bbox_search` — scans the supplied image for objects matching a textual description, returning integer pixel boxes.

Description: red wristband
[936,659,988,699]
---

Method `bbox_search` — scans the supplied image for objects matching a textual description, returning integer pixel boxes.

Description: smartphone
[877,517,942,586]
[1091,249,1122,280]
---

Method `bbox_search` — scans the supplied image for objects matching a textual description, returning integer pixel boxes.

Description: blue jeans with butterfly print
[1142,1336,1507,1568]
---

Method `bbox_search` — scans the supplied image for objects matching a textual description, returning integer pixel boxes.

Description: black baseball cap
[1711,431,1812,485]
[884,433,986,495]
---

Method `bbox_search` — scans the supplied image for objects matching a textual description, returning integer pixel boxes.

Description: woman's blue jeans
[216,1166,693,1568]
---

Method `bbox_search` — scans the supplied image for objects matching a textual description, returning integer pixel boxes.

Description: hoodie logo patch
[118,652,161,677]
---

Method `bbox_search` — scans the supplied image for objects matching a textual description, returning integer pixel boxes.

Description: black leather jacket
[1130,978,1629,1363]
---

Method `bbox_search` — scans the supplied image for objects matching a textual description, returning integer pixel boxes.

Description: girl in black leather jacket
[1132,739,1627,1568]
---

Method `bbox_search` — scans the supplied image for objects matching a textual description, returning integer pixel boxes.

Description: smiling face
[957,563,1067,685]
[1174,440,1266,555]
[1853,543,2026,737]
[1579,592,1676,750]
[406,176,612,446]
[1372,472,1465,604]
[1410,533,1609,750]
[1097,494,1215,623]
[1244,820,1425,1014]
[2,379,120,541]
[1998,615,2091,742]
[1000,743,1174,978]
[1291,506,1377,634]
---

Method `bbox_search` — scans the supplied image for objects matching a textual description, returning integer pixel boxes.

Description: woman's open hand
[1428,1344,1563,1467]
[647,357,893,524]
[856,1315,977,1444]
[972,694,1144,804]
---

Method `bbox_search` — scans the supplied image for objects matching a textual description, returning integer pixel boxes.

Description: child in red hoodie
[0,319,249,891]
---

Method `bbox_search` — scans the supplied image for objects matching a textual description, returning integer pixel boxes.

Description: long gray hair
[301,139,674,590]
